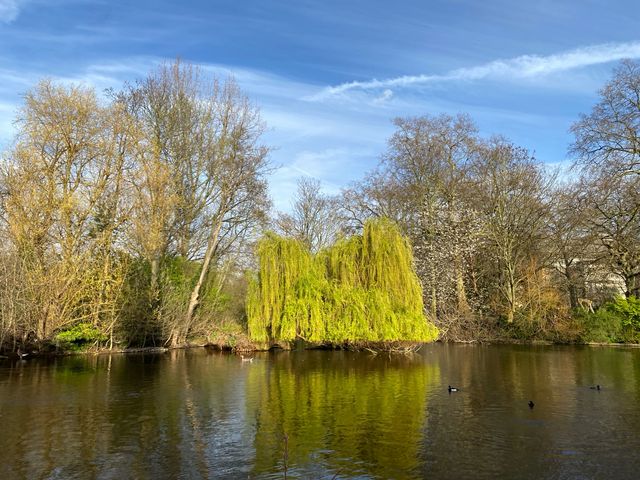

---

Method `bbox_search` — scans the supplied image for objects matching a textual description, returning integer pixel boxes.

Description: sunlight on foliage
[55,323,108,351]
[247,218,438,344]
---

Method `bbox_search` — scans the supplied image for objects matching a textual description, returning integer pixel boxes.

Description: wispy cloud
[0,0,26,23]
[372,88,394,105]
[311,41,640,100]
[268,146,376,211]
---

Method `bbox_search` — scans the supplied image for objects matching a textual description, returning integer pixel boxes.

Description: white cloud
[0,54,584,210]
[0,56,388,211]
[0,0,25,23]
[311,41,640,100]
[372,89,393,105]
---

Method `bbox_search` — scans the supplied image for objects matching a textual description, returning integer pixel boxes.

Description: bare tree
[275,177,342,253]
[470,138,555,323]
[378,114,480,321]
[578,172,640,297]
[123,60,270,346]
[547,185,591,309]
[571,59,640,300]
[571,59,640,177]
[0,81,133,342]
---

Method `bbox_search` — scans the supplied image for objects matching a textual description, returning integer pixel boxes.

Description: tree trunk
[505,278,516,323]
[565,262,578,310]
[37,303,49,341]
[430,264,437,320]
[149,256,161,315]
[562,253,580,309]
[182,216,225,343]
[503,256,517,323]
[624,273,634,298]
[506,306,514,323]
[455,257,469,314]
[568,282,579,310]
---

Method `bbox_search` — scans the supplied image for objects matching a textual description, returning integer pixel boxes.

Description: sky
[1,0,639,210]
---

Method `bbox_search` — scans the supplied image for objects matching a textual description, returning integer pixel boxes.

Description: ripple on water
[0,346,639,479]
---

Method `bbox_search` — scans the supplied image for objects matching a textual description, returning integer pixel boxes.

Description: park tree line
[0,60,270,350]
[1,59,640,351]
[277,60,640,343]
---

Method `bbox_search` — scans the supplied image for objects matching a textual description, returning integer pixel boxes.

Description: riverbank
[3,336,639,360]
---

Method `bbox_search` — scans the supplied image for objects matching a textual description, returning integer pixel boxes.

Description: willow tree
[247,218,438,345]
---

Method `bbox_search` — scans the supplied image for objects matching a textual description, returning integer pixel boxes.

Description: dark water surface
[1,345,639,479]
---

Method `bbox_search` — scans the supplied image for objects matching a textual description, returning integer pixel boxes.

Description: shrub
[55,323,108,351]
[577,308,623,343]
[608,296,640,331]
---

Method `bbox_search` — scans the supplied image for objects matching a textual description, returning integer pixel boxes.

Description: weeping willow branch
[247,218,439,344]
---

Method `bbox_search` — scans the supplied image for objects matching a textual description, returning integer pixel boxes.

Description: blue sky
[1,0,639,210]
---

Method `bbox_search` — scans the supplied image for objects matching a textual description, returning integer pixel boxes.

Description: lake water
[1,345,639,479]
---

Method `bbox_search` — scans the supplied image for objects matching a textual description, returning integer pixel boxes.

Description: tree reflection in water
[245,351,440,479]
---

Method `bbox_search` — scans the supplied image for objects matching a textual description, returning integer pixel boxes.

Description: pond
[1,345,639,479]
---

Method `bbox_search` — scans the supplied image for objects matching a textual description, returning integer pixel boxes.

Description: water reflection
[245,352,439,479]
[1,346,639,479]
[418,345,640,479]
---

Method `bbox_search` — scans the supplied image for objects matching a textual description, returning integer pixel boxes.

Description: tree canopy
[247,218,439,345]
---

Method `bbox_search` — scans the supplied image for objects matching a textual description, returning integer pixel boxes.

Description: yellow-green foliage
[247,218,439,343]
[246,352,441,478]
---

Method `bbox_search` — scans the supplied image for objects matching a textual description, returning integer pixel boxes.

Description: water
[1,345,639,479]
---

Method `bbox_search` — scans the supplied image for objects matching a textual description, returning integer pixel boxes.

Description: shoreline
[3,338,639,360]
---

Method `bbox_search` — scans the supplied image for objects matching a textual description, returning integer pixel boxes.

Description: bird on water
[239,354,254,363]
[17,348,29,359]
[448,385,459,393]
[528,400,535,409]
[590,385,601,391]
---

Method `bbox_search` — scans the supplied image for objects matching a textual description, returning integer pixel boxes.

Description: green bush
[608,295,640,332]
[573,296,640,343]
[55,323,107,351]
[577,308,623,343]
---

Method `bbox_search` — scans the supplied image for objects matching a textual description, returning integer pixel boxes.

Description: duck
[589,385,601,391]
[448,385,459,393]
[239,354,254,363]
[528,400,535,409]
